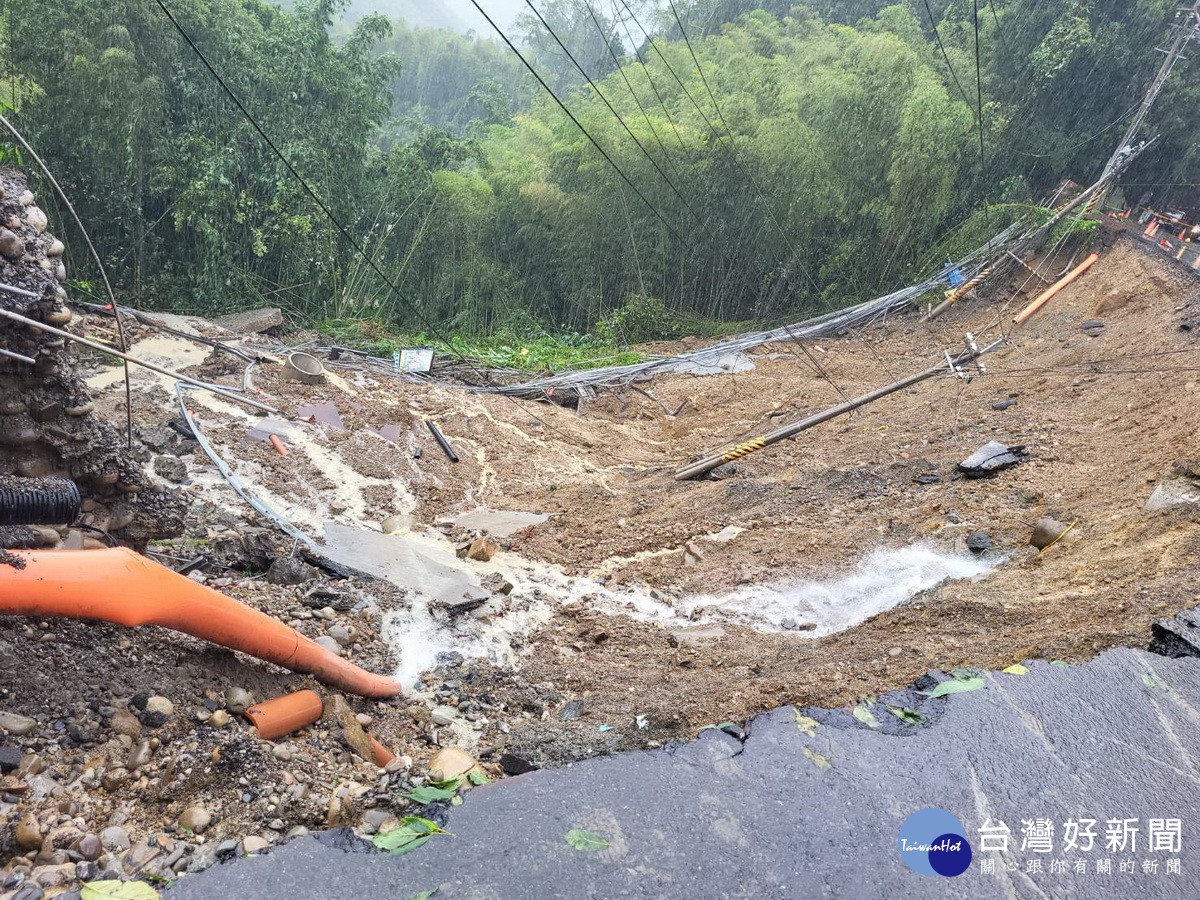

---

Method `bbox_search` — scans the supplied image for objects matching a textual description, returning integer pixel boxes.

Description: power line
[523,0,700,222]
[609,0,688,152]
[465,0,680,238]
[581,0,685,186]
[922,0,976,113]
[627,0,821,305]
[150,0,588,446]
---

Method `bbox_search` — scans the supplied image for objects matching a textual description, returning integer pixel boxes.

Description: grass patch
[314,319,644,373]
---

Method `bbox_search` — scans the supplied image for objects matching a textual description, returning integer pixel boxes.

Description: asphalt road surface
[173,647,1200,899]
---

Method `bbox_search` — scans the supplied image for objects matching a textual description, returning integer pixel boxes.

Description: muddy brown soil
[2,225,1198,893]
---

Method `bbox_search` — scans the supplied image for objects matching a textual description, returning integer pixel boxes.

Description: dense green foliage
[2,0,1195,348]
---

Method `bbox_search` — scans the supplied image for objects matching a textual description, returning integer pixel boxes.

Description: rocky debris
[0,170,185,550]
[225,687,254,713]
[153,454,188,483]
[1144,460,1200,511]
[265,555,320,586]
[498,753,538,775]
[328,695,374,762]
[0,227,24,259]
[0,711,37,736]
[1150,606,1200,659]
[214,306,284,335]
[179,805,213,834]
[1030,517,1071,550]
[991,399,1017,411]
[427,746,483,783]
[966,531,993,553]
[957,441,1028,478]
[463,535,499,562]
[1080,319,1106,336]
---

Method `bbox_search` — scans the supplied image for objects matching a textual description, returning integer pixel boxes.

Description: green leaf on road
[804,747,832,770]
[565,829,610,852]
[852,704,880,729]
[372,817,450,856]
[404,785,458,804]
[886,705,928,725]
[795,711,820,736]
[926,676,986,699]
[1142,674,1159,688]
[467,769,491,786]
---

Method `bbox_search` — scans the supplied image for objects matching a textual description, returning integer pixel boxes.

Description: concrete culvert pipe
[283,351,326,384]
[0,548,402,698]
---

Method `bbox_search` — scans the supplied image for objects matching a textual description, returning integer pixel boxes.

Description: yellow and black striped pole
[925,264,993,320]
[675,338,1003,480]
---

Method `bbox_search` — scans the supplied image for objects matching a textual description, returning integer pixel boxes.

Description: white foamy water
[679,545,996,636]
[378,539,995,687]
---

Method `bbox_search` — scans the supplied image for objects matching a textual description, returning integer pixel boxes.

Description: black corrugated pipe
[0,476,81,526]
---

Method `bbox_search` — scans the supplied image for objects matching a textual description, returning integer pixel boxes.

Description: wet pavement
[172,646,1200,899]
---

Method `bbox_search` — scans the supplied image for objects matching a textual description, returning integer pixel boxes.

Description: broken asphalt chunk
[956,440,1027,478]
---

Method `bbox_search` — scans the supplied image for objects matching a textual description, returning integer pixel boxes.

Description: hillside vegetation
[1,0,1194,340]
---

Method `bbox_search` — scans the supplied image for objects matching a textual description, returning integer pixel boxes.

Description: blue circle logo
[897,808,972,877]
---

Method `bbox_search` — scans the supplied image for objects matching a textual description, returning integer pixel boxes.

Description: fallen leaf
[1141,674,1159,688]
[404,785,457,804]
[81,882,159,900]
[565,828,610,852]
[1051,660,1071,669]
[372,817,449,856]
[795,711,819,736]
[467,769,491,786]
[886,705,928,725]
[1002,664,1029,676]
[852,705,880,729]
[926,676,986,699]
[804,747,832,770]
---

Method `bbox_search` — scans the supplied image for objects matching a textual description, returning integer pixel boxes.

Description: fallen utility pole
[675,337,1003,480]
[0,306,282,416]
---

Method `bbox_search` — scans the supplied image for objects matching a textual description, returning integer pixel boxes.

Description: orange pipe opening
[268,434,289,456]
[369,735,395,768]
[0,548,401,698]
[1013,252,1100,326]
[245,690,324,740]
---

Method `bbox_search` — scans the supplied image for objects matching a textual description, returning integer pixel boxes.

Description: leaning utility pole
[1102,0,1200,180]
[926,2,1199,320]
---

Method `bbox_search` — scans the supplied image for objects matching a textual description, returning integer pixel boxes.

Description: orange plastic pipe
[268,434,289,456]
[0,548,401,698]
[245,690,324,740]
[1013,252,1100,326]
[369,736,395,768]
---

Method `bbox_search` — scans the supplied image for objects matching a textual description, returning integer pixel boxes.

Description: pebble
[25,206,48,233]
[272,745,292,762]
[0,227,25,259]
[75,834,103,861]
[355,713,373,727]
[0,711,37,736]
[314,636,343,656]
[225,687,253,712]
[108,708,141,739]
[427,746,481,782]
[15,813,43,850]
[430,707,455,727]
[144,696,174,718]
[241,835,269,855]
[99,826,131,852]
[179,806,212,834]
[326,624,353,647]
[208,709,230,728]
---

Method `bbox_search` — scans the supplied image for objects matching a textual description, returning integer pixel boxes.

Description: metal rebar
[0,305,282,415]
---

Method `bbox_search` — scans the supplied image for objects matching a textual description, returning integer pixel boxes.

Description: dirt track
[2,227,1199,877]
